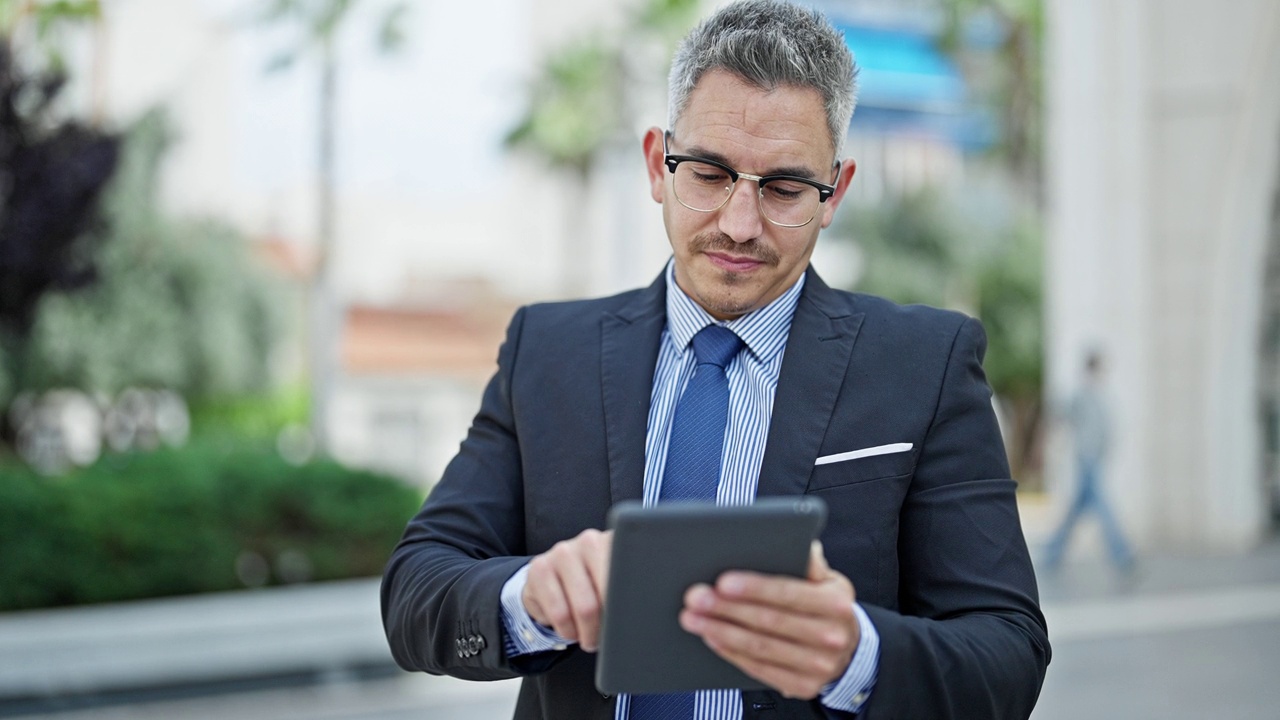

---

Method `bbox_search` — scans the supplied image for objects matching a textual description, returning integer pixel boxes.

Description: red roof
[342,303,514,380]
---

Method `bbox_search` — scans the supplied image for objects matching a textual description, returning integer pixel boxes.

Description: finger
[682,611,847,693]
[555,546,603,650]
[714,571,853,618]
[804,543,857,605]
[524,554,577,639]
[684,585,853,652]
[808,540,829,582]
[706,643,831,700]
[585,530,612,604]
[569,529,611,649]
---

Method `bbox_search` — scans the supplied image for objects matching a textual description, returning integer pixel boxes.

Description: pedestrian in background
[1044,351,1136,574]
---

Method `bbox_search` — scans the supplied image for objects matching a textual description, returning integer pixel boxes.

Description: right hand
[522,529,612,652]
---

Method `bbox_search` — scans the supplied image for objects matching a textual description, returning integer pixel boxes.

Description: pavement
[1031,539,1280,720]
[2,503,1279,720]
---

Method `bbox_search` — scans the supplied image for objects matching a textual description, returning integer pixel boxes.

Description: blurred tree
[507,37,619,182]
[505,37,619,295]
[0,343,9,405]
[252,0,408,455]
[941,0,1044,202]
[938,0,1045,480]
[504,0,699,293]
[0,0,100,73]
[17,111,281,399]
[833,0,1047,484]
[841,184,1043,482]
[0,39,118,406]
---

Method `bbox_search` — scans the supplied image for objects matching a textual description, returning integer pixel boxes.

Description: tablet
[595,496,828,695]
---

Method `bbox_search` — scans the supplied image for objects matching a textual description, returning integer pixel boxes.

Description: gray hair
[668,0,859,156]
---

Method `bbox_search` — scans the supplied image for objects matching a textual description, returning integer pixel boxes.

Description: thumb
[808,540,830,582]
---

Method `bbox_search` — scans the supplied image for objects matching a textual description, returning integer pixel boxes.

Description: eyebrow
[683,144,819,180]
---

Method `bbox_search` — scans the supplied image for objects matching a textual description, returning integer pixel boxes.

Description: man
[381,2,1050,718]
[1043,351,1135,574]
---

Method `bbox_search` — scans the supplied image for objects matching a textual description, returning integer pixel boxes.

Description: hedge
[0,442,424,611]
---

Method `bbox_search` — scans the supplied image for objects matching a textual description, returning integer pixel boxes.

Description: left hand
[679,541,860,699]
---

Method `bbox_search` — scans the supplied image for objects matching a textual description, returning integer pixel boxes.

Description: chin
[699,291,761,320]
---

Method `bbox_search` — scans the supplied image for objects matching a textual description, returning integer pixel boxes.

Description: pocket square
[814,442,913,466]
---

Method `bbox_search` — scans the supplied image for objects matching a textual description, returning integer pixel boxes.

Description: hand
[522,528,612,652]
[679,541,860,699]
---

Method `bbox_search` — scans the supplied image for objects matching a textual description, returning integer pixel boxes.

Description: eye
[687,162,729,184]
[763,180,809,202]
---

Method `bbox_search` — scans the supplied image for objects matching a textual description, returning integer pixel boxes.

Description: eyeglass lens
[672,161,821,227]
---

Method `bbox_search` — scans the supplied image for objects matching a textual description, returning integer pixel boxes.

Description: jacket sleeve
[380,306,569,681]
[860,317,1051,719]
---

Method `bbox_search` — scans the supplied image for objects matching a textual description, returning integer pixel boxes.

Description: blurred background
[0,0,1277,718]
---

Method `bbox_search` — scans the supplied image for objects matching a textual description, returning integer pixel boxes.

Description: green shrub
[187,388,309,441]
[0,441,423,611]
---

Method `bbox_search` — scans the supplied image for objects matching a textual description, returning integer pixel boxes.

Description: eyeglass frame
[661,130,840,228]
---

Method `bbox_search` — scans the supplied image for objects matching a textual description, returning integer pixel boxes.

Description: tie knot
[691,325,744,369]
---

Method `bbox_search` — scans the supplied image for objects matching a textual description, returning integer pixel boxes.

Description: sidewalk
[1031,533,1280,720]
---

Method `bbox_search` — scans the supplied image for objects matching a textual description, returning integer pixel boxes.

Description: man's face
[643,69,856,320]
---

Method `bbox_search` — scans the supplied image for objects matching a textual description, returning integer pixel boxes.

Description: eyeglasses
[662,130,838,228]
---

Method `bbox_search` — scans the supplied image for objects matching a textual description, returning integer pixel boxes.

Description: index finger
[714,570,851,618]
[589,530,613,601]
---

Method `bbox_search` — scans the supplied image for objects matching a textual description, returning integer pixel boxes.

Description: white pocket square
[814,443,914,466]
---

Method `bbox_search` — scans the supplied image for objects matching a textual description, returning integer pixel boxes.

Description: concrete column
[1046,0,1280,551]
[1045,0,1154,547]
[1199,2,1280,548]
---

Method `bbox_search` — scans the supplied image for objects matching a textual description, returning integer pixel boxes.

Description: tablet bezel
[594,496,828,695]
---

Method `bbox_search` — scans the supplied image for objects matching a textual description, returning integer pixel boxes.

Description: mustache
[689,232,780,265]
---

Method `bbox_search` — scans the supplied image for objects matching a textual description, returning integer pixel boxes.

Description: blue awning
[838,24,965,112]
[836,23,993,149]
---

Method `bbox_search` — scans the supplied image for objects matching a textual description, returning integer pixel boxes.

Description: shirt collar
[664,259,805,365]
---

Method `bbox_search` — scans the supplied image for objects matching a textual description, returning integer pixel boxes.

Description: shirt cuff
[819,602,879,714]
[500,563,576,656]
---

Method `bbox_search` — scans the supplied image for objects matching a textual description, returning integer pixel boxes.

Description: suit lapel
[757,270,864,498]
[601,274,666,506]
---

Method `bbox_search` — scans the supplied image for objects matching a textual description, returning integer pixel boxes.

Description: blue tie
[630,324,744,720]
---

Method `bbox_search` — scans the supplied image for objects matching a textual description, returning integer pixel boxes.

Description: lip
[705,252,765,272]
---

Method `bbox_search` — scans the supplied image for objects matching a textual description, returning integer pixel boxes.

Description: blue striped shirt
[501,262,879,717]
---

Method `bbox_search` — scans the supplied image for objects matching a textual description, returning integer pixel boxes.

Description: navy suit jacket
[381,268,1050,719]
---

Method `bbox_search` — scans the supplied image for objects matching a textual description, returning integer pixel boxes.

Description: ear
[819,158,857,229]
[642,126,667,204]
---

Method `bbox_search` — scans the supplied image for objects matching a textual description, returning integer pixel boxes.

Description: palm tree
[944,0,1047,480]
[941,0,1044,203]
[504,0,698,294]
[252,0,407,454]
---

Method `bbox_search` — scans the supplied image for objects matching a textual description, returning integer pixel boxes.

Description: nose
[717,180,764,243]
